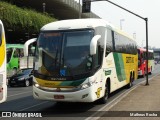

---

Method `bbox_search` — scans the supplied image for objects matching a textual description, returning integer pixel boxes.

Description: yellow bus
[0,20,7,103]
[24,19,138,104]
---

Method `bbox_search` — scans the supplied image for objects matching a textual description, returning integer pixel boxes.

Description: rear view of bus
[138,48,155,77]
[0,20,7,103]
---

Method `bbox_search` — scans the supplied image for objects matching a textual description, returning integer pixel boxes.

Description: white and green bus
[0,20,7,103]
[24,19,138,103]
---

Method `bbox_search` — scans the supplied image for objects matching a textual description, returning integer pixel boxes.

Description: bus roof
[41,18,134,40]
[6,44,24,49]
[138,47,153,53]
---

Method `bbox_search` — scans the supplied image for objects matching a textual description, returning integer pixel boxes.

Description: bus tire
[98,83,109,104]
[149,67,152,75]
[126,73,134,88]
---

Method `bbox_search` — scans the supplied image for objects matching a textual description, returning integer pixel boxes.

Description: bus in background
[24,19,138,104]
[138,48,155,77]
[7,44,34,77]
[7,44,24,76]
[0,20,7,103]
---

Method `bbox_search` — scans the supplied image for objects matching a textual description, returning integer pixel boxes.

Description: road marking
[19,101,49,111]
[85,73,160,120]
[8,91,32,98]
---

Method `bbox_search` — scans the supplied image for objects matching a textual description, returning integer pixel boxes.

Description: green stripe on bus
[113,53,126,82]
[60,78,86,86]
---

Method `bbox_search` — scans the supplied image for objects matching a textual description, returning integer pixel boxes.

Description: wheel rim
[25,80,29,86]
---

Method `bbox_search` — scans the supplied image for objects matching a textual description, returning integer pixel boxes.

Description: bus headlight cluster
[33,81,40,88]
[79,81,95,90]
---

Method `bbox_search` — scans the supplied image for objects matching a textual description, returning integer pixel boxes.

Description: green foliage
[0,1,57,32]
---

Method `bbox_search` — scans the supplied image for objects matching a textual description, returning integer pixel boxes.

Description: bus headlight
[81,83,90,89]
[79,81,95,90]
[33,79,40,88]
[33,81,39,88]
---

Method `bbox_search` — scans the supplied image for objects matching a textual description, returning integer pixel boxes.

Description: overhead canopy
[4,0,99,19]
[1,0,100,43]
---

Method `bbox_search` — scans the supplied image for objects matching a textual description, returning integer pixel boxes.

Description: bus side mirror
[90,35,101,55]
[24,38,37,56]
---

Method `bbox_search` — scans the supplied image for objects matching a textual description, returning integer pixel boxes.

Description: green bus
[7,44,24,75]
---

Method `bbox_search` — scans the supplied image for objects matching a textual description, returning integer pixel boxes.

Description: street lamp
[42,3,46,13]
[90,0,149,86]
[120,19,125,30]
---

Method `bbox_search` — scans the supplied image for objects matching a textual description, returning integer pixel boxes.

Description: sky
[75,0,160,48]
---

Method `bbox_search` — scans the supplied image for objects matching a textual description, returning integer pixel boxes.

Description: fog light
[82,94,88,99]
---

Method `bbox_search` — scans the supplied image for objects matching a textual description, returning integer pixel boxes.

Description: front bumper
[33,85,98,102]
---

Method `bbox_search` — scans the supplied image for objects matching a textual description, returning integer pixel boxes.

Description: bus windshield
[36,30,94,77]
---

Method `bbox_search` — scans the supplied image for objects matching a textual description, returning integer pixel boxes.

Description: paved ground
[98,74,160,120]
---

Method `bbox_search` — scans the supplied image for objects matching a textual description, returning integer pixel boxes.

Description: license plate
[54,95,64,99]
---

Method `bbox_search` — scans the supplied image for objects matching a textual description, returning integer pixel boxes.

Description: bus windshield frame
[35,29,97,79]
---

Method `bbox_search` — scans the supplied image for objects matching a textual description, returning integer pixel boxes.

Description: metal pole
[92,0,149,85]
[79,0,81,18]
[145,18,149,85]
[105,0,149,85]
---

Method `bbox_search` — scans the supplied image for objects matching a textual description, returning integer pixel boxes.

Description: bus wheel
[126,74,133,88]
[149,67,152,75]
[98,83,109,104]
[25,80,30,87]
